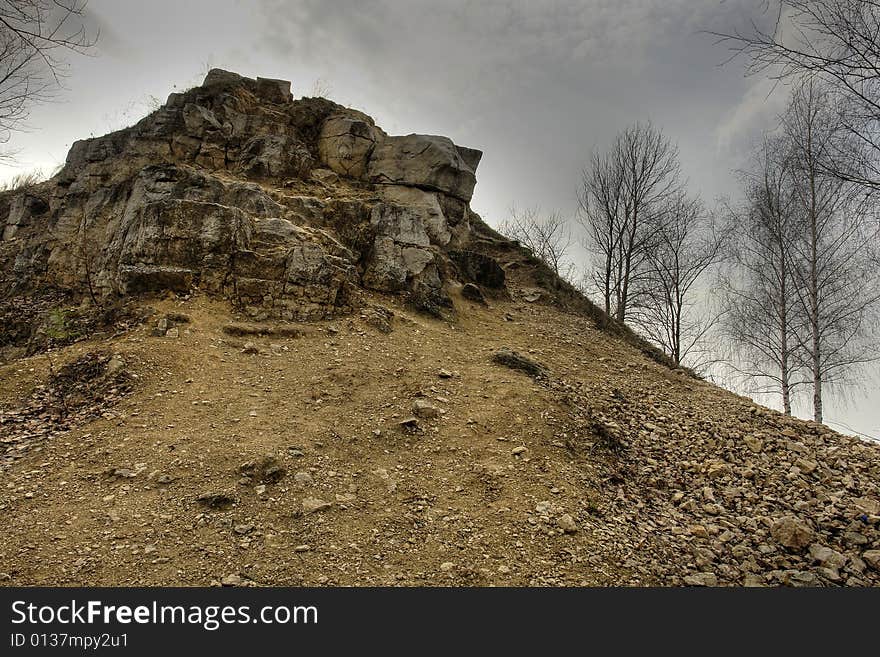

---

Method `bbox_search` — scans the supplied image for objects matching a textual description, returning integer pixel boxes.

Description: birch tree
[713,0,880,192]
[632,193,725,368]
[722,136,804,415]
[782,80,879,423]
[578,123,682,323]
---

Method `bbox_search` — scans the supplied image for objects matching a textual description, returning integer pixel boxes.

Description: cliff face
[0,69,493,321]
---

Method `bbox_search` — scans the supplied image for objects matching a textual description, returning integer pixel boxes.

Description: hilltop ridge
[0,70,877,587]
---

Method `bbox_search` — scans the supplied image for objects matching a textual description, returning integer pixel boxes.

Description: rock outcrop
[0,69,487,320]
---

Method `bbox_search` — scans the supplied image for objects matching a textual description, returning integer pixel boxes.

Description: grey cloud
[254,0,777,222]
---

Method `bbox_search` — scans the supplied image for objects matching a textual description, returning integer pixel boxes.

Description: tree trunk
[808,140,822,424]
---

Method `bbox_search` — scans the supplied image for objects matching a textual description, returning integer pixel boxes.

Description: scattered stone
[293,471,314,487]
[233,523,254,535]
[795,458,818,474]
[491,349,547,379]
[853,498,880,516]
[242,342,260,355]
[511,446,528,456]
[809,544,846,570]
[262,464,287,483]
[440,562,455,572]
[412,399,443,419]
[817,566,842,582]
[742,573,766,587]
[294,545,312,553]
[197,492,236,510]
[106,356,127,376]
[683,572,718,587]
[743,435,763,453]
[239,455,286,484]
[863,551,880,571]
[361,305,394,334]
[770,516,814,551]
[556,514,578,533]
[156,474,175,484]
[780,570,820,587]
[302,497,332,514]
[397,417,420,432]
[688,524,710,539]
[438,369,453,379]
[705,459,728,479]
[165,327,179,338]
[221,574,243,587]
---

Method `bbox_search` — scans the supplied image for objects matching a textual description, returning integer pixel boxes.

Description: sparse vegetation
[0,168,47,192]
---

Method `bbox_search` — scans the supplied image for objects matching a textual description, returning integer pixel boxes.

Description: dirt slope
[1,288,878,587]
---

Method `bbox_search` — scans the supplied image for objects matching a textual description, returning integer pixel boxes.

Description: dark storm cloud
[253,0,781,221]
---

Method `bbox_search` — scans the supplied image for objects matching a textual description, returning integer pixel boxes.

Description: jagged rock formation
[0,69,487,320]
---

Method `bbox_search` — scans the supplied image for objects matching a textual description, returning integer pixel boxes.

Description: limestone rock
[368,134,481,202]
[556,514,578,533]
[809,544,846,570]
[683,572,718,587]
[318,112,384,178]
[302,497,332,514]
[412,399,443,419]
[770,516,815,551]
[492,349,547,379]
[0,68,494,325]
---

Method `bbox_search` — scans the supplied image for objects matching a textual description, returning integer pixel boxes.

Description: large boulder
[202,68,292,104]
[318,113,385,178]
[367,134,481,202]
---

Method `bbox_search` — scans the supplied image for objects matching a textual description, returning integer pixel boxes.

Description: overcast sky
[2,0,877,440]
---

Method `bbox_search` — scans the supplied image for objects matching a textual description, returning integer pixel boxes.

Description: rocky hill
[0,70,877,587]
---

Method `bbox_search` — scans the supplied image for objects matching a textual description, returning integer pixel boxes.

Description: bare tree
[782,80,879,423]
[629,192,726,368]
[577,148,624,315]
[0,1,96,152]
[499,205,572,277]
[721,135,805,415]
[712,0,880,191]
[578,122,682,323]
